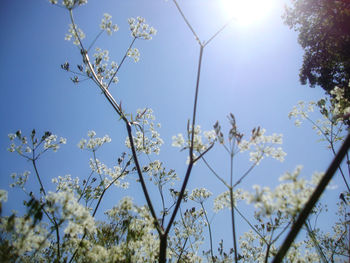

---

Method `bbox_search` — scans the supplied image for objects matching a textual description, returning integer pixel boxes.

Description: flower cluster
[142,160,178,186]
[172,125,216,153]
[128,17,157,40]
[288,93,347,146]
[329,84,350,119]
[88,48,120,85]
[125,108,163,155]
[96,197,159,262]
[0,215,49,256]
[0,189,8,203]
[78,130,111,151]
[189,188,212,204]
[244,166,319,218]
[52,174,80,193]
[100,13,119,36]
[169,207,206,262]
[44,134,67,152]
[7,130,66,155]
[88,158,129,189]
[10,171,30,189]
[49,0,87,9]
[127,47,140,63]
[288,100,315,127]
[213,188,244,212]
[65,23,85,45]
[46,190,96,236]
[238,128,286,164]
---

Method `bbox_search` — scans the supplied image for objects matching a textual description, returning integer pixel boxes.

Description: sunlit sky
[0,0,345,249]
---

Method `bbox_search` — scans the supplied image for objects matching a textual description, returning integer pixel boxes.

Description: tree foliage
[283,0,350,97]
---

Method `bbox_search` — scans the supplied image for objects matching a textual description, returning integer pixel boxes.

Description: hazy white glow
[220,0,275,26]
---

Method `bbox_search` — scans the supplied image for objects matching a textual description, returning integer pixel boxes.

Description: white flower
[59,137,67,144]
[127,48,140,63]
[189,188,212,203]
[172,134,185,147]
[0,190,8,202]
[100,13,119,36]
[87,130,96,138]
[128,16,157,40]
[8,133,16,140]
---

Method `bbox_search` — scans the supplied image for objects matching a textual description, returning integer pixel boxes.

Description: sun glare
[220,0,275,26]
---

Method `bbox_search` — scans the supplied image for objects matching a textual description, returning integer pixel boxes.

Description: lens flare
[220,0,275,26]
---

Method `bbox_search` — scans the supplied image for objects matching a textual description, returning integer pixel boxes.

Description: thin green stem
[32,153,46,195]
[202,156,230,188]
[305,220,328,263]
[107,37,136,89]
[229,151,238,262]
[87,30,104,52]
[200,202,214,261]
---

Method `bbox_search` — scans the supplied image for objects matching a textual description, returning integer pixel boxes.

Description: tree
[283,0,350,97]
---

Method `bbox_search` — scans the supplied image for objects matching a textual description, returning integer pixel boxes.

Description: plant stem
[272,133,350,263]
[201,202,214,261]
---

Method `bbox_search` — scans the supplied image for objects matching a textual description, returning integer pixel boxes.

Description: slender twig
[203,17,235,47]
[233,162,258,188]
[173,0,201,45]
[272,133,350,263]
[87,30,104,52]
[107,37,136,89]
[229,187,238,263]
[330,139,350,192]
[176,236,189,263]
[229,144,239,262]
[346,152,350,178]
[32,154,46,195]
[77,170,94,202]
[234,206,267,243]
[202,156,230,188]
[200,202,215,261]
[193,143,214,163]
[271,220,292,244]
[159,184,166,228]
[92,150,103,181]
[305,220,328,263]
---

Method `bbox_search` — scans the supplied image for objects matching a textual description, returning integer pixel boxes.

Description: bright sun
[220,0,275,26]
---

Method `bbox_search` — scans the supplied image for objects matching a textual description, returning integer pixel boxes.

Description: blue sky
[0,0,345,250]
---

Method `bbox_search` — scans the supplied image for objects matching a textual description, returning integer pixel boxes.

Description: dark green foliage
[283,0,350,97]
